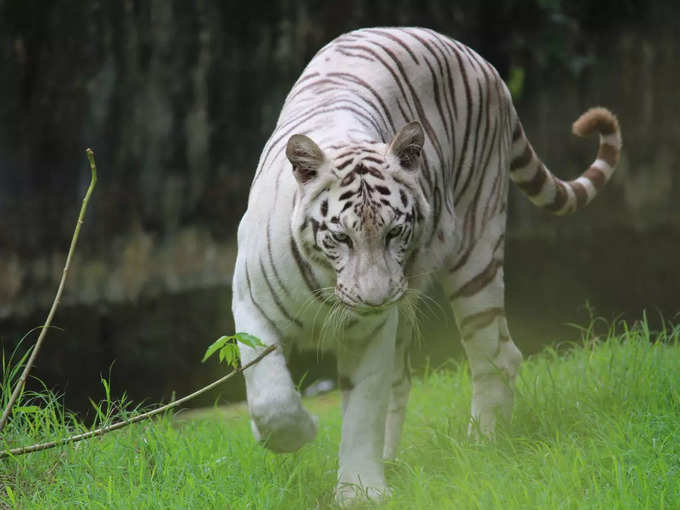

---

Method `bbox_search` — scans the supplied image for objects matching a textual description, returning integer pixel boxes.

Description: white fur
[232,28,526,506]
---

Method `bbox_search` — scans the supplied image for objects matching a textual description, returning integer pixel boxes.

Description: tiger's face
[287,122,430,312]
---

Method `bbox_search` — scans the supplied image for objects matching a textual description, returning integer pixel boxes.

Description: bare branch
[0,149,98,432]
[0,344,276,458]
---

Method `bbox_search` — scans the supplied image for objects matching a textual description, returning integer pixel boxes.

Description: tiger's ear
[286,134,326,184]
[387,121,425,171]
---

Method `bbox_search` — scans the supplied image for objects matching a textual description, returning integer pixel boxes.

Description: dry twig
[0,149,98,432]
[0,344,276,458]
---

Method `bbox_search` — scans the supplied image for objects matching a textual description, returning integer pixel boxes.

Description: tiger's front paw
[250,396,318,453]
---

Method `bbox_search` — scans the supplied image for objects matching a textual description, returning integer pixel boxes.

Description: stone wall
[1,1,678,318]
[1,1,678,412]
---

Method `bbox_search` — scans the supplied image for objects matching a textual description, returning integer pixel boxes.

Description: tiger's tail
[509,107,622,215]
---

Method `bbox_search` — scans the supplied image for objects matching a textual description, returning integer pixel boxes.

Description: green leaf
[5,485,15,506]
[224,345,237,367]
[507,66,525,101]
[202,335,233,363]
[100,377,111,401]
[14,405,41,414]
[234,332,265,349]
[203,332,267,367]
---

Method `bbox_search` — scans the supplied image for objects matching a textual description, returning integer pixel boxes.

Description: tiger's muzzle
[335,278,406,313]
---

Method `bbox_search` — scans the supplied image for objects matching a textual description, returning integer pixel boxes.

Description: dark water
[2,226,678,418]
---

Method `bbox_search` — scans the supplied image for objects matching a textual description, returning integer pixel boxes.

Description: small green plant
[202,333,266,368]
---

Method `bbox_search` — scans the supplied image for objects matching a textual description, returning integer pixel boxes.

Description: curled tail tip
[572,107,620,141]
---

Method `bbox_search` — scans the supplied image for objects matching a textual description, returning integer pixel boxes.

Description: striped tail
[509,107,622,215]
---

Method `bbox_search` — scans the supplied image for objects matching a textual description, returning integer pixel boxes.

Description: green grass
[2,319,680,509]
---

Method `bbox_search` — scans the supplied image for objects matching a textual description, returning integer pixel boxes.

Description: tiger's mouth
[349,304,392,316]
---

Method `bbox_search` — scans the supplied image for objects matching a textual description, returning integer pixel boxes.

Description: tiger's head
[287,122,431,313]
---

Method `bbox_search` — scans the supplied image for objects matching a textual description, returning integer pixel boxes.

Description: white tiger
[232,27,621,504]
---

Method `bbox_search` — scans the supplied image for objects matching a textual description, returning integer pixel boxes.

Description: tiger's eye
[332,232,350,243]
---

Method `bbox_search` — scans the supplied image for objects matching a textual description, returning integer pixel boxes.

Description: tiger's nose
[362,296,387,307]
[358,279,403,308]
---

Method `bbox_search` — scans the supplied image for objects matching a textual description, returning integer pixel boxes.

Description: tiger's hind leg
[383,317,413,461]
[444,218,523,437]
